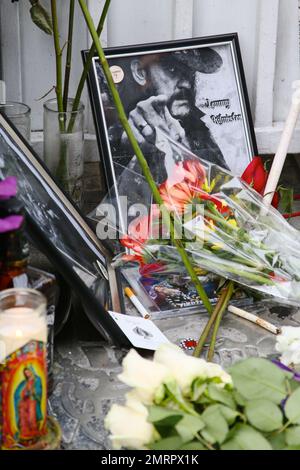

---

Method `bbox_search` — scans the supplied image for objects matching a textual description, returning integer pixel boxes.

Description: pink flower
[0,215,24,234]
[139,262,166,276]
[181,160,206,187]
[159,159,228,215]
[0,176,17,200]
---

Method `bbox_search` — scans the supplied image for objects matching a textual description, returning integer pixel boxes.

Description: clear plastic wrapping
[90,129,300,306]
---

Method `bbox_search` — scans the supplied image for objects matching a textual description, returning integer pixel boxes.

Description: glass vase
[0,101,31,141]
[43,98,85,207]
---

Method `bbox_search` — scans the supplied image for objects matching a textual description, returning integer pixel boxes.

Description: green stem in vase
[207,281,234,361]
[67,0,111,133]
[50,0,64,126]
[63,0,75,113]
[78,0,213,314]
[55,139,69,189]
[50,0,68,183]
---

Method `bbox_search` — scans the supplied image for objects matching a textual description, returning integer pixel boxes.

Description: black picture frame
[0,112,129,347]
[83,33,257,204]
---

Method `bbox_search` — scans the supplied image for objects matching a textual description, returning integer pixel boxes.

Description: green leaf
[278,186,294,214]
[148,406,205,442]
[149,436,183,450]
[285,388,300,424]
[289,379,300,393]
[219,405,240,425]
[163,382,196,415]
[207,383,236,409]
[175,414,204,443]
[229,358,287,403]
[233,390,247,407]
[179,441,206,450]
[268,433,286,450]
[200,405,229,444]
[285,426,300,446]
[30,2,53,35]
[221,424,272,450]
[191,378,207,402]
[175,414,205,442]
[245,399,283,432]
[196,395,212,405]
[147,406,182,428]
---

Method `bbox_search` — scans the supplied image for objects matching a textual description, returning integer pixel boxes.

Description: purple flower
[0,215,24,234]
[0,176,18,200]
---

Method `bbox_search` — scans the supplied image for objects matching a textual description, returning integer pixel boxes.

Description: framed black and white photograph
[0,112,128,346]
[84,33,257,198]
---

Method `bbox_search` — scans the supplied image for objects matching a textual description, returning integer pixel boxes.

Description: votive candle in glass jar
[0,288,48,449]
[0,102,31,142]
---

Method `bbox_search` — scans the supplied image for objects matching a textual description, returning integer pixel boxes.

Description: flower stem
[190,254,274,286]
[196,433,215,450]
[193,286,229,358]
[283,211,300,219]
[275,420,292,435]
[78,0,213,314]
[207,281,234,361]
[67,0,111,133]
[50,0,64,124]
[165,384,199,417]
[204,209,238,233]
[63,0,75,113]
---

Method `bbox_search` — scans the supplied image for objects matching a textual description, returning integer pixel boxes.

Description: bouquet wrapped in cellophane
[91,129,300,307]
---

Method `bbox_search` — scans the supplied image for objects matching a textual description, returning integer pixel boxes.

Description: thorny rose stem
[50,0,64,121]
[207,281,234,361]
[192,285,230,358]
[68,0,112,132]
[63,0,75,113]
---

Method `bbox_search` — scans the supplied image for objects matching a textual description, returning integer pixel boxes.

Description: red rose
[242,157,279,208]
[241,156,268,193]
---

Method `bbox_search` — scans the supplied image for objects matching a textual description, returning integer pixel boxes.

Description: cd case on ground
[122,266,253,320]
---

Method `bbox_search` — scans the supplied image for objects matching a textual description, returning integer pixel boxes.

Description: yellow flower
[202,178,216,193]
[194,267,208,276]
[211,242,224,251]
[204,219,215,232]
[226,218,238,229]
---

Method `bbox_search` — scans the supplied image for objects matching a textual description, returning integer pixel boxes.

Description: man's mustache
[167,89,194,107]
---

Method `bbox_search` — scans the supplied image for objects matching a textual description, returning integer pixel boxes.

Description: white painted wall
[0,0,300,154]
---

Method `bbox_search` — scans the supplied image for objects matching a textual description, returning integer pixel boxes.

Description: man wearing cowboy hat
[106,47,228,187]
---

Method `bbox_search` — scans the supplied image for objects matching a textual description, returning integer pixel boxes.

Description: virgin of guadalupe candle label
[0,340,47,449]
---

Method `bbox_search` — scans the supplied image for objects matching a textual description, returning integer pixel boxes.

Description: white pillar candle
[0,289,48,449]
[263,81,300,208]
[0,307,47,362]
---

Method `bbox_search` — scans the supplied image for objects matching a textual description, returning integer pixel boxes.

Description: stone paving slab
[49,300,300,449]
[45,159,300,449]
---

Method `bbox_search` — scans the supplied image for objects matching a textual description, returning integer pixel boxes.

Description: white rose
[154,343,209,393]
[105,404,154,450]
[118,349,171,402]
[276,326,300,366]
[206,362,232,387]
[125,390,149,415]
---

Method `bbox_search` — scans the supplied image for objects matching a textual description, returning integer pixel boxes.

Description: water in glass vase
[43,98,84,208]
